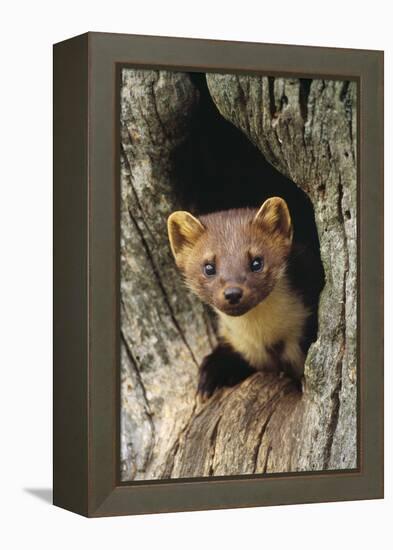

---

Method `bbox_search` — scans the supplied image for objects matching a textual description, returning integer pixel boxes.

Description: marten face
[167,197,293,317]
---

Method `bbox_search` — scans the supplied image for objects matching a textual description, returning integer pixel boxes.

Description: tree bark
[120,70,357,480]
[120,69,216,481]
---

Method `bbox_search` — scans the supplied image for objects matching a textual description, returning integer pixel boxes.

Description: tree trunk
[120,69,216,481]
[120,70,357,480]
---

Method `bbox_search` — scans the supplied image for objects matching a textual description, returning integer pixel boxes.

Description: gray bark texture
[120,69,357,481]
[120,69,216,481]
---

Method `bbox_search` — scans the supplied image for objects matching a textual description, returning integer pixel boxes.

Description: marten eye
[204,263,216,277]
[250,257,264,272]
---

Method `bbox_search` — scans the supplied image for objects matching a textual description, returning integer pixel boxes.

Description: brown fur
[168,197,310,379]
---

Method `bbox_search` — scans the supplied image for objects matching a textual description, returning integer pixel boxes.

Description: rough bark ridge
[120,70,357,480]
[120,69,216,480]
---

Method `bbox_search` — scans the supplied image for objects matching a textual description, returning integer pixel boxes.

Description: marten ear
[253,197,293,241]
[167,211,205,266]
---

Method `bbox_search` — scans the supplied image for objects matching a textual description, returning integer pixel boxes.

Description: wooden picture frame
[53,32,383,517]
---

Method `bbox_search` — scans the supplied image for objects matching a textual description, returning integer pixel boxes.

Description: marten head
[167,197,293,317]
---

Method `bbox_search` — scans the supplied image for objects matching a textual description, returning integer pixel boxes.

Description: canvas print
[119,68,357,482]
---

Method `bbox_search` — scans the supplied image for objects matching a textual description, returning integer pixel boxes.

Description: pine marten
[167,197,320,398]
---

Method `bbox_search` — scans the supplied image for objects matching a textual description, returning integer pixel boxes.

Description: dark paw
[197,356,224,399]
[197,345,255,399]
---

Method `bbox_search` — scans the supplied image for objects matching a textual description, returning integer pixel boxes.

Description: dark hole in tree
[171,72,325,358]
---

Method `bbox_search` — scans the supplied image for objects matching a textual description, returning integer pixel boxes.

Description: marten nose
[224,287,243,305]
